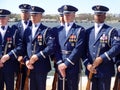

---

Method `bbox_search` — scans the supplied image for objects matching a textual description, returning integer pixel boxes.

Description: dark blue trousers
[30,72,47,90]
[57,73,80,90]
[0,71,14,90]
[91,76,111,90]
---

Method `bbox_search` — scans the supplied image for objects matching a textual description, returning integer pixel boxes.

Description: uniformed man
[83,5,120,90]
[16,4,32,31]
[0,9,22,90]
[22,6,55,90]
[14,4,32,90]
[55,5,86,90]
[16,4,32,40]
[51,6,65,90]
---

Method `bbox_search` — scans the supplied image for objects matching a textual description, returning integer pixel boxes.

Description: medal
[7,37,12,48]
[100,33,108,47]
[38,35,42,45]
[8,44,11,48]
[69,34,77,46]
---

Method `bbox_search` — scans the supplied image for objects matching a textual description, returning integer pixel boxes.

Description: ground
[46,76,115,90]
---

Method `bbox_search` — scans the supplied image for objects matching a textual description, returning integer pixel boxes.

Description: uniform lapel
[59,27,66,45]
[89,27,96,45]
[17,21,24,38]
[4,26,11,42]
[28,20,32,27]
[29,27,32,42]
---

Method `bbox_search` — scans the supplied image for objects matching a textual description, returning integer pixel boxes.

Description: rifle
[23,69,30,90]
[0,38,9,88]
[51,72,58,90]
[24,42,36,90]
[86,72,93,90]
[113,72,120,90]
[0,38,9,67]
[86,44,101,90]
[15,56,24,90]
[63,77,65,90]
[51,56,58,90]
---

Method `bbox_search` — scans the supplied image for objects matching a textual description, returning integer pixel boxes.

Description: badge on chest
[37,35,43,45]
[100,33,108,47]
[7,37,12,48]
[69,34,77,46]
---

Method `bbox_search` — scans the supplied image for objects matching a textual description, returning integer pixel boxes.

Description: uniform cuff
[40,51,46,59]
[8,50,17,59]
[100,52,111,62]
[64,58,75,67]
[83,58,89,67]
[56,60,63,65]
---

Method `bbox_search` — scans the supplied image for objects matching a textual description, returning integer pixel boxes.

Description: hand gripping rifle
[113,72,120,90]
[24,42,36,90]
[0,38,10,66]
[86,44,101,90]
[0,38,9,87]
[0,38,9,82]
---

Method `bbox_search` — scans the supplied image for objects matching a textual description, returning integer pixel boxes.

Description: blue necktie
[24,21,27,25]
[35,24,37,27]
[67,23,69,27]
[1,26,5,30]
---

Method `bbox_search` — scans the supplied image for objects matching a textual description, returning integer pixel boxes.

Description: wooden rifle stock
[86,72,93,90]
[51,56,58,90]
[23,69,30,90]
[24,42,36,90]
[113,72,120,90]
[15,64,22,90]
[51,72,58,90]
[15,56,24,90]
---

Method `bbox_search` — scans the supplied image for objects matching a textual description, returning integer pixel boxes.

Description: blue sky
[0,0,120,14]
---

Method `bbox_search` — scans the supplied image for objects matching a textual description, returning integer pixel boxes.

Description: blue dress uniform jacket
[22,23,55,73]
[14,20,32,90]
[56,23,86,74]
[1,26,22,72]
[55,23,85,90]
[83,24,120,77]
[0,25,22,90]
[15,20,32,56]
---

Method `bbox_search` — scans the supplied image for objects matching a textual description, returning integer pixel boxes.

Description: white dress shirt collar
[94,23,104,39]
[65,22,74,36]
[21,20,29,30]
[0,25,8,39]
[32,22,41,38]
